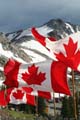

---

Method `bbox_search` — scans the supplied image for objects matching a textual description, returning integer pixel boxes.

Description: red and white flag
[6,87,36,106]
[31,27,80,72]
[3,59,71,95]
[0,86,53,106]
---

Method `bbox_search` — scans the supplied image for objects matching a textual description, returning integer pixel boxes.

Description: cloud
[0,0,80,32]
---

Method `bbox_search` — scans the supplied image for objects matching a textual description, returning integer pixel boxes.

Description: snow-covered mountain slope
[5,25,54,63]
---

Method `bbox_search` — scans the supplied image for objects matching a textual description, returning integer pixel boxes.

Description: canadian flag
[0,86,53,106]
[6,87,36,106]
[31,27,80,72]
[3,58,71,95]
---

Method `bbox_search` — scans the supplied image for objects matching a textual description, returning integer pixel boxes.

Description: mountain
[6,18,80,40]
[0,18,80,83]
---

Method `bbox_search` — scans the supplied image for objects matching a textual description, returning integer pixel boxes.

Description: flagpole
[71,69,77,120]
[53,92,56,117]
[35,96,38,117]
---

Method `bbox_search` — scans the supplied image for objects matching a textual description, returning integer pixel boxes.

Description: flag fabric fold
[0,90,7,106]
[51,61,70,95]
[3,59,20,87]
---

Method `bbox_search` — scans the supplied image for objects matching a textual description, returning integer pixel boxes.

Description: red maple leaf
[12,90,24,99]
[22,64,46,85]
[55,37,80,70]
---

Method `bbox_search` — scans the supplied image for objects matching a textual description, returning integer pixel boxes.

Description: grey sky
[0,0,80,32]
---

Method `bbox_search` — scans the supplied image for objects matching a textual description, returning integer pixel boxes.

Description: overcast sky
[0,0,80,32]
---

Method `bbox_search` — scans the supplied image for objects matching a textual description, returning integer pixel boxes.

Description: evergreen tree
[68,96,74,117]
[38,97,47,116]
[61,96,69,118]
[61,95,78,118]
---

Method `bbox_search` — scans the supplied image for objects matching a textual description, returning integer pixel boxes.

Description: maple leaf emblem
[55,37,80,71]
[12,89,24,99]
[22,64,46,85]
